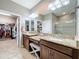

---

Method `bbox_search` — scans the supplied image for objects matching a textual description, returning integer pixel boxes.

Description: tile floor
[0,39,36,59]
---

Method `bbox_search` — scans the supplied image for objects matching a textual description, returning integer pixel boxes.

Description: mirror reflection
[49,0,76,39]
[25,0,77,40]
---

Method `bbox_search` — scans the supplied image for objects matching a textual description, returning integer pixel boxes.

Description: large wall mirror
[51,0,77,39]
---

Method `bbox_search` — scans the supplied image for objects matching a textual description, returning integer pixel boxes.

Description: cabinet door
[41,45,54,59]
[54,50,72,59]
[23,36,26,47]
[40,45,50,59]
[49,49,54,59]
[23,38,27,48]
[25,38,29,50]
[23,36,29,50]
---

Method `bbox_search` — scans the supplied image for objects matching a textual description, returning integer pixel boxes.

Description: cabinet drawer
[49,48,72,59]
[29,38,40,45]
[40,39,72,56]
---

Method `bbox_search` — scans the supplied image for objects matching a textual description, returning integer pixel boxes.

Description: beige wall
[0,15,16,24]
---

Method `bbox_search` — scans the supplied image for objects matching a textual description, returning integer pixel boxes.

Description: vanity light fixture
[29,13,39,18]
[48,3,56,11]
[48,0,70,11]
[56,3,62,8]
[48,3,53,9]
[54,0,62,8]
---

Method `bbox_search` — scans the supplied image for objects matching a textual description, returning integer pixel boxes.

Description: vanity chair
[30,43,40,59]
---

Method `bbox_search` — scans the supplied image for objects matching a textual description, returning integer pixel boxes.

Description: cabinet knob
[50,51,54,56]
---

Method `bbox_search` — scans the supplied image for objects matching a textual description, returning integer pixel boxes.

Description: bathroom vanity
[29,35,79,59]
[40,39,79,59]
[21,0,78,59]
[23,32,38,50]
[23,33,79,59]
[23,34,30,50]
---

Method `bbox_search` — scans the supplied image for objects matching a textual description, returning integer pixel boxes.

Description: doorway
[0,24,17,40]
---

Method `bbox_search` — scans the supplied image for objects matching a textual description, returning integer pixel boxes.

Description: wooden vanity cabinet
[23,35,29,50]
[40,45,50,59]
[40,40,79,59]
[40,45,71,59]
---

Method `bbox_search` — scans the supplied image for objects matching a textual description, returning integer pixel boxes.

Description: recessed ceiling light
[48,3,53,9]
[62,12,66,15]
[51,6,56,11]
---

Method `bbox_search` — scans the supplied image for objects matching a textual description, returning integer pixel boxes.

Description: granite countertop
[29,35,79,50]
[23,32,79,49]
[23,31,38,36]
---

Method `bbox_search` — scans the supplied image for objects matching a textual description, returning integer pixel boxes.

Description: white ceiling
[11,0,76,16]
[11,0,41,9]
